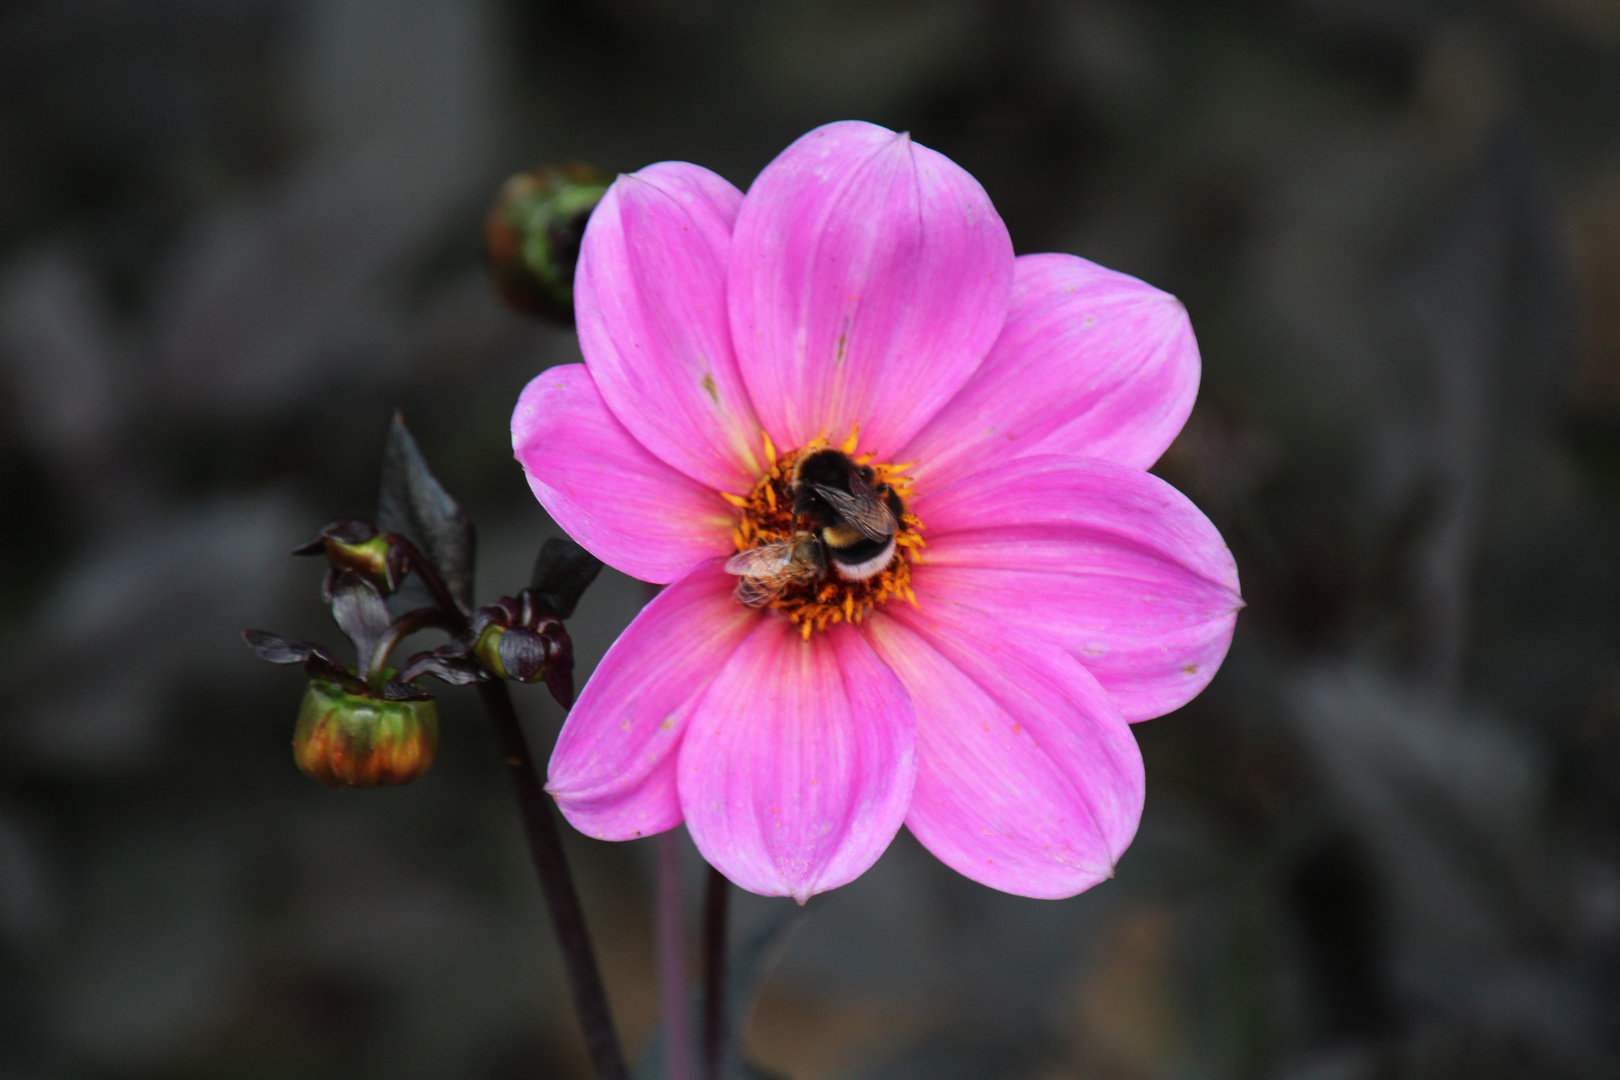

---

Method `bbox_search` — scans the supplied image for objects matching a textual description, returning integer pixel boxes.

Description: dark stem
[386,537,624,1076]
[657,832,693,1080]
[367,605,457,683]
[702,865,730,1080]
[477,680,629,1080]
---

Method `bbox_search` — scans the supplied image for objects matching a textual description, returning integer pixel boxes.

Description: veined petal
[868,605,1143,899]
[678,617,916,902]
[547,561,757,839]
[512,364,733,583]
[729,121,1014,460]
[903,253,1200,488]
[576,163,763,492]
[914,454,1241,722]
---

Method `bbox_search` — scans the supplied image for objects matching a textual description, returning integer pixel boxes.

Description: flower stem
[702,865,730,1080]
[476,680,628,1080]
[387,529,624,1075]
[366,604,457,684]
[657,832,693,1080]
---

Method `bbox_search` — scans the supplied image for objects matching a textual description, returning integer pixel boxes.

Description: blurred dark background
[3,0,1620,1077]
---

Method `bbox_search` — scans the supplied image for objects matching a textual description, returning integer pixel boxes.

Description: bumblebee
[791,448,903,580]
[725,448,904,607]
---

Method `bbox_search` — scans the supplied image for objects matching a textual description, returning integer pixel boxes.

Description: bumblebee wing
[725,542,795,577]
[808,482,895,542]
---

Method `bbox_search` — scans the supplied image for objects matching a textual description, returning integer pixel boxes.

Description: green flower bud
[293,680,438,789]
[485,163,609,324]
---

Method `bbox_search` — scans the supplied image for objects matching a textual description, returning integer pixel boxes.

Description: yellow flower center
[724,429,926,639]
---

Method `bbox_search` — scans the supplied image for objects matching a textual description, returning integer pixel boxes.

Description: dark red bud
[497,626,548,683]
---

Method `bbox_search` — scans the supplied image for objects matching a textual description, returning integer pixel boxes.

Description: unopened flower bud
[460,603,575,707]
[293,520,409,596]
[473,624,548,683]
[498,627,549,683]
[485,163,609,324]
[293,679,438,789]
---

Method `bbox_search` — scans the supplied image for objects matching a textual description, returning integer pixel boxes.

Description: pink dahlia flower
[512,121,1241,902]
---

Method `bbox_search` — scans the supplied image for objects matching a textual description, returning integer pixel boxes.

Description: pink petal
[867,605,1143,898]
[512,364,732,583]
[547,561,758,840]
[575,163,764,493]
[728,121,1014,459]
[902,253,1200,488]
[914,454,1241,722]
[677,617,916,902]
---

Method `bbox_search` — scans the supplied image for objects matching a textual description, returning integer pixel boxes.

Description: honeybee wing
[725,541,798,577]
[726,537,824,608]
[807,480,895,543]
[725,537,825,577]
[733,576,785,608]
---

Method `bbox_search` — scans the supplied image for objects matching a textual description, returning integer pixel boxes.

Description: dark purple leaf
[377,411,476,610]
[541,622,575,708]
[329,571,392,674]
[528,537,602,619]
[303,652,366,692]
[434,627,479,659]
[245,632,369,693]
[242,630,314,664]
[397,652,483,686]
[379,680,435,701]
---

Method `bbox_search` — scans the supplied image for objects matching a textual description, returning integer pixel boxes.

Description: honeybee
[725,448,905,607]
[724,531,825,608]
